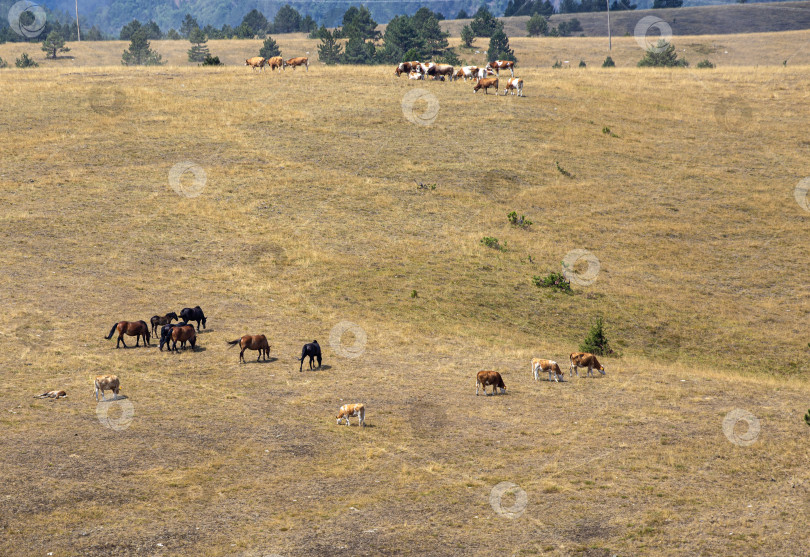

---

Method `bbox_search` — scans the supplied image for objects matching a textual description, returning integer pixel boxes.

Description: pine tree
[180,14,198,38]
[41,31,70,59]
[187,28,209,62]
[122,29,163,66]
[526,14,548,36]
[470,7,503,37]
[15,53,38,68]
[487,29,516,63]
[460,24,474,47]
[259,35,280,59]
[637,40,688,67]
[579,317,614,356]
[317,29,342,65]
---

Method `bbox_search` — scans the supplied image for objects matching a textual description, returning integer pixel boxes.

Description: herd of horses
[104,306,323,368]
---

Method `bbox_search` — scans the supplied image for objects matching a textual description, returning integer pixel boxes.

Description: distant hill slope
[441,1,810,37]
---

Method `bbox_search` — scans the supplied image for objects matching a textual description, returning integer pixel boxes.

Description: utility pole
[606,0,611,51]
[75,0,81,41]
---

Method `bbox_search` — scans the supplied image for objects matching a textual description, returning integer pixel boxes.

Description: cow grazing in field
[94,375,120,401]
[395,61,419,76]
[408,70,424,80]
[150,312,178,337]
[228,334,270,363]
[179,306,207,331]
[105,320,150,348]
[569,352,606,378]
[417,62,436,76]
[284,57,309,71]
[476,370,506,396]
[336,403,365,427]
[299,340,322,372]
[473,77,499,95]
[432,64,454,80]
[266,56,284,71]
[245,57,266,71]
[487,60,516,77]
[475,67,496,79]
[34,390,67,399]
[532,358,564,382]
[503,77,524,97]
[453,66,479,81]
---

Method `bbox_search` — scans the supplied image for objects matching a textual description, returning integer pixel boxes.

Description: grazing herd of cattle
[37,303,606,428]
[245,55,309,71]
[475,353,606,395]
[395,60,524,97]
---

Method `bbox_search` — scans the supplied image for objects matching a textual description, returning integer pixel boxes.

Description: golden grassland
[1,34,810,555]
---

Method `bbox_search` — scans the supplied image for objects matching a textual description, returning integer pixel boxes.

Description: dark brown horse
[150,312,178,337]
[170,324,197,351]
[228,334,270,363]
[105,320,150,348]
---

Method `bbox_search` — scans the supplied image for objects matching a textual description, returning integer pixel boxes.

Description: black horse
[150,312,179,337]
[159,322,188,351]
[179,306,207,331]
[299,340,322,372]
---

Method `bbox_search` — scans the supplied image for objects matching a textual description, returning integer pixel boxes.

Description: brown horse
[150,312,178,337]
[228,334,271,363]
[170,324,197,352]
[105,320,150,348]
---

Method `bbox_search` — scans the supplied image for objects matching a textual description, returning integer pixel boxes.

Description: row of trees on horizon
[0,0,693,43]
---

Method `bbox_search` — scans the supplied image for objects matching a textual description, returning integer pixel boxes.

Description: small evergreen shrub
[602,56,615,68]
[507,211,532,228]
[481,236,506,251]
[579,317,614,356]
[697,59,715,69]
[533,271,572,294]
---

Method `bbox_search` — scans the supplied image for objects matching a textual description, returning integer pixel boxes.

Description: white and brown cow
[245,56,266,71]
[34,390,67,399]
[94,375,120,401]
[569,352,606,378]
[453,66,479,81]
[532,358,563,382]
[336,403,365,426]
[476,370,506,396]
[417,62,436,77]
[284,57,309,71]
[503,77,524,97]
[408,70,424,80]
[395,61,419,76]
[473,77,499,95]
[432,64,454,80]
[487,60,516,77]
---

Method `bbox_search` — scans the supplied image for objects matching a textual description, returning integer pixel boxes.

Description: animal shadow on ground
[99,394,129,401]
[247,356,277,364]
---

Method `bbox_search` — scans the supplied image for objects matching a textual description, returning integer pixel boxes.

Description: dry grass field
[2,32,810,556]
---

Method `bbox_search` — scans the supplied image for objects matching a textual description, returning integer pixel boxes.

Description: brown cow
[569,352,606,378]
[94,375,120,401]
[284,57,309,71]
[34,390,67,399]
[245,57,266,71]
[170,324,197,352]
[227,334,271,363]
[266,56,283,71]
[476,370,506,396]
[453,66,479,81]
[473,77,499,95]
[337,403,365,426]
[532,358,564,382]
[486,60,516,77]
[503,77,524,97]
[105,320,150,348]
